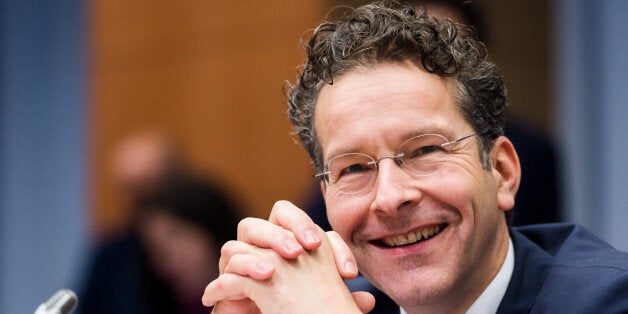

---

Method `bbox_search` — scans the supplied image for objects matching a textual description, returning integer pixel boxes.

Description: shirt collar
[465,237,514,314]
[399,237,515,314]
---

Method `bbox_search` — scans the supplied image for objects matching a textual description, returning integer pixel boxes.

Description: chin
[368,266,454,308]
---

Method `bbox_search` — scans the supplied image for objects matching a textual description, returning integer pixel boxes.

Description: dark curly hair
[287,1,507,172]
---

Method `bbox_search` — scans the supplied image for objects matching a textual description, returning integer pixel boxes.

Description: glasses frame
[314,133,480,194]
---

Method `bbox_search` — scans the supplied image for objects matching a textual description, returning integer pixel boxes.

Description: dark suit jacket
[498,223,628,313]
[363,223,628,313]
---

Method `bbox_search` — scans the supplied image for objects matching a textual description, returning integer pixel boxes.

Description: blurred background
[1,0,627,312]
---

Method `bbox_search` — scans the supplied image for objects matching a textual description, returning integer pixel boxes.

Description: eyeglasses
[314,133,479,195]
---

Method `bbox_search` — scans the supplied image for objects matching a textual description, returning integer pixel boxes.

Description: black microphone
[34,289,78,314]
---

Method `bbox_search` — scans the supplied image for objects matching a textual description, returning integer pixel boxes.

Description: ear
[320,180,327,199]
[489,136,521,212]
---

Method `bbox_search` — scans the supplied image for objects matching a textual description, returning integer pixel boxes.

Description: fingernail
[345,261,357,274]
[284,238,300,253]
[304,229,320,244]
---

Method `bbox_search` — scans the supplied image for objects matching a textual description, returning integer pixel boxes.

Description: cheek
[325,195,371,241]
[424,177,471,210]
[422,168,496,223]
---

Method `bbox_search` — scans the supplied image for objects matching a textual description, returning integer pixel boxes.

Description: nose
[369,157,422,216]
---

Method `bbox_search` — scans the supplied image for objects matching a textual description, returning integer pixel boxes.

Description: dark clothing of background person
[77,176,242,314]
[78,233,179,314]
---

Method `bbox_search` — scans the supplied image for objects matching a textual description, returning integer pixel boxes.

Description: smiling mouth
[375,224,447,247]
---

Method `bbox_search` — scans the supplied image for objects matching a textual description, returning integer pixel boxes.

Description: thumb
[351,291,376,313]
[326,231,359,279]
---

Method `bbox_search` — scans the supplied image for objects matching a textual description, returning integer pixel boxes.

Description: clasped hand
[202,200,375,313]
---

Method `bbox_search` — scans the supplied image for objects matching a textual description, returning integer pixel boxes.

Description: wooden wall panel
[89,1,327,238]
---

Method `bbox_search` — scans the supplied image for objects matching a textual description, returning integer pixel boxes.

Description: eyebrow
[325,146,365,162]
[406,125,457,141]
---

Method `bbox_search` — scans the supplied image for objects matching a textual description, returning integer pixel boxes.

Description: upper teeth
[382,225,441,247]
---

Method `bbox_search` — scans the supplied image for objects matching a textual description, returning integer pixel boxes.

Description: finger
[268,200,322,250]
[351,291,376,313]
[224,253,275,280]
[219,240,260,274]
[237,216,304,259]
[326,231,359,279]
[202,273,255,307]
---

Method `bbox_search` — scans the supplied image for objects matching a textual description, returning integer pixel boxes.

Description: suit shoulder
[512,222,628,269]
[512,223,628,312]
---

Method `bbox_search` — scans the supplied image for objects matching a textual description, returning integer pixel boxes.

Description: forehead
[314,61,467,159]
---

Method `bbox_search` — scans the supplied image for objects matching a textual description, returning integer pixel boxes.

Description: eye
[340,163,369,175]
[409,145,440,157]
[326,153,376,184]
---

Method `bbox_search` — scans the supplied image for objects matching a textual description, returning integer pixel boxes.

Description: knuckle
[221,240,237,255]
[270,200,293,217]
[216,273,237,289]
[213,276,227,290]
[237,217,255,233]
[273,200,291,208]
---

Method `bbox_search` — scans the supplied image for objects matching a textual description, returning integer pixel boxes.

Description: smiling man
[309,60,516,313]
[202,2,628,313]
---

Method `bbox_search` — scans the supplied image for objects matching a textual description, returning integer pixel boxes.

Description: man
[203,2,628,313]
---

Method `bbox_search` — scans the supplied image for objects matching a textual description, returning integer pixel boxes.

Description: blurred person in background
[78,130,243,313]
[109,129,189,214]
[78,175,243,314]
